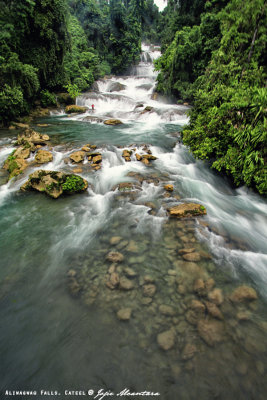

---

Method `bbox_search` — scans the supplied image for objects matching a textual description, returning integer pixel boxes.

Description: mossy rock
[3,151,29,180]
[21,170,88,199]
[65,105,87,114]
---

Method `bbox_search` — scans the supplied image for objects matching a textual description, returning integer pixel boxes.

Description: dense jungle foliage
[0,0,160,123]
[156,0,267,195]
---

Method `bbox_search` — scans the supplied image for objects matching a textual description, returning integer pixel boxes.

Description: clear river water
[0,44,267,400]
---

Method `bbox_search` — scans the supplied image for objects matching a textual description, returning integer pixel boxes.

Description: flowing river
[0,44,267,400]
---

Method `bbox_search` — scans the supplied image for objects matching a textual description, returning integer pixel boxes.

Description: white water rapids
[71,43,267,297]
[0,44,267,296]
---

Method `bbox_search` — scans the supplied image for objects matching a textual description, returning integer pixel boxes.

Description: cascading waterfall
[0,43,267,399]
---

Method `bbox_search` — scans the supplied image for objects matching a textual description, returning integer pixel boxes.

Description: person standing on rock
[92,104,95,111]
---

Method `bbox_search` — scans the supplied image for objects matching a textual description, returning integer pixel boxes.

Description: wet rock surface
[168,203,207,218]
[70,151,85,163]
[157,329,176,351]
[104,119,123,125]
[35,150,53,164]
[65,105,87,114]
[21,170,88,198]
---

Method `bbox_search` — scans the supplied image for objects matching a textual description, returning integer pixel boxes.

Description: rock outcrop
[21,170,88,199]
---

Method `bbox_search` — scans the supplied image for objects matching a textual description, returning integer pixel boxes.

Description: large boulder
[21,170,88,199]
[65,105,87,114]
[35,150,53,164]
[167,203,207,218]
[104,119,123,125]
[107,82,126,92]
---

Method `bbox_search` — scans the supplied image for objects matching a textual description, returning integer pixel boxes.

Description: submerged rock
[126,240,139,253]
[106,272,120,289]
[205,301,224,320]
[182,343,197,360]
[168,203,207,218]
[35,149,53,164]
[21,170,88,198]
[119,277,134,290]
[106,251,124,263]
[73,167,83,174]
[159,305,176,316]
[230,286,258,303]
[65,105,87,114]
[113,182,141,195]
[197,319,224,347]
[157,329,175,351]
[143,284,156,297]
[104,119,123,125]
[117,308,132,321]
[124,267,137,278]
[208,288,224,306]
[182,252,201,262]
[82,116,104,123]
[110,236,122,245]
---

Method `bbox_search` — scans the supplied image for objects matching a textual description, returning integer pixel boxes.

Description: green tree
[182,0,267,195]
